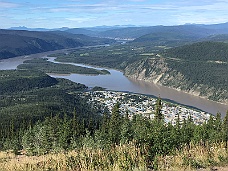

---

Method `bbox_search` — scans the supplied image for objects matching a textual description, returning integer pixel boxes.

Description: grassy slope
[0,142,227,171]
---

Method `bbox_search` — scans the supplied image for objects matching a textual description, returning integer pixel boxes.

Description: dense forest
[0,69,228,170]
[161,42,228,101]
[50,44,150,70]
[163,41,228,61]
[0,70,98,139]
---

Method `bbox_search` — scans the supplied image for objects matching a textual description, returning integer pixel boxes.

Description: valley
[0,22,228,171]
[1,52,227,116]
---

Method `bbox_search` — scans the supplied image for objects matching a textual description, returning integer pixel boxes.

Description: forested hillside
[201,34,228,43]
[132,28,228,47]
[0,70,57,94]
[0,29,113,60]
[164,41,228,61]
[0,70,99,134]
[0,68,227,170]
[126,42,228,103]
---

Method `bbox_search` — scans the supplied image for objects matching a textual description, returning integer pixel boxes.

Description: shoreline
[126,75,228,107]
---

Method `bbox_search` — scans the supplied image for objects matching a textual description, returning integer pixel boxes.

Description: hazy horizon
[5,22,228,30]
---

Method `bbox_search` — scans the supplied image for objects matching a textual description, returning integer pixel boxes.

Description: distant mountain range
[9,23,228,41]
[9,26,70,32]
[8,22,228,40]
[2,22,228,60]
[130,23,228,46]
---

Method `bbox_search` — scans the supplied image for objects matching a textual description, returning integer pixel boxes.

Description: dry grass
[0,142,227,171]
[0,143,147,171]
[155,142,228,171]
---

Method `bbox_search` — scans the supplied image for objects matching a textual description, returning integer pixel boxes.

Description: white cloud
[0,2,19,8]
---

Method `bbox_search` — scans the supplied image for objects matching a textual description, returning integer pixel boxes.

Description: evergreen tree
[174,113,181,148]
[222,111,228,148]
[109,103,122,144]
[71,109,81,142]
[214,112,223,142]
[154,97,163,122]
[175,113,181,132]
[206,113,223,143]
[88,117,95,136]
[58,113,71,150]
[101,111,110,134]
[94,111,111,148]
[181,118,194,146]
[120,110,132,144]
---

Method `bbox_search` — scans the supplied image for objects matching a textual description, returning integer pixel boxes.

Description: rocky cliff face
[124,57,228,104]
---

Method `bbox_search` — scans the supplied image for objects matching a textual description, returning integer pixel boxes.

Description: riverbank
[126,74,228,106]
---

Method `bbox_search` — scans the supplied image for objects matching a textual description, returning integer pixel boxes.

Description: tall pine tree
[154,97,163,122]
[109,103,122,144]
[222,111,228,148]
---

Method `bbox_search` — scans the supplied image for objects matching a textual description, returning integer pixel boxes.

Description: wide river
[0,51,227,117]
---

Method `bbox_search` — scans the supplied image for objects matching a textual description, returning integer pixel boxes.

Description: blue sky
[0,0,228,28]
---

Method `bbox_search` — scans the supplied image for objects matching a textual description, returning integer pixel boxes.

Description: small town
[81,91,211,125]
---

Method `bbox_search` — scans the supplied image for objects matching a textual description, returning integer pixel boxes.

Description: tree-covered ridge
[163,41,228,62]
[51,44,151,70]
[0,70,58,94]
[131,31,199,47]
[17,58,110,75]
[91,24,222,39]
[125,56,228,103]
[0,70,100,139]
[202,34,228,43]
[161,42,228,102]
